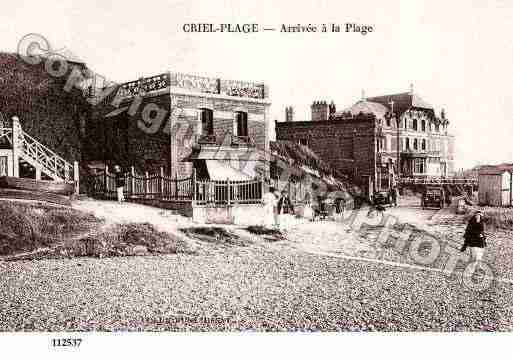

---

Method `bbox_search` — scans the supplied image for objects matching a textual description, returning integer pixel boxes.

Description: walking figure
[277,189,294,231]
[263,186,278,229]
[114,165,126,203]
[461,210,486,273]
[389,186,398,207]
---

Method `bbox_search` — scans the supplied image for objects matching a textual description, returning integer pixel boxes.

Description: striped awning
[205,160,253,181]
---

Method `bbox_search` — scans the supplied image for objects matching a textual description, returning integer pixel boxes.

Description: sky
[1,0,512,170]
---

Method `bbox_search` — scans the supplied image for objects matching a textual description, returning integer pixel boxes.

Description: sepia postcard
[0,0,512,357]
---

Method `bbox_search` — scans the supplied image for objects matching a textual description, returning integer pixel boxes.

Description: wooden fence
[90,166,263,206]
[90,167,193,201]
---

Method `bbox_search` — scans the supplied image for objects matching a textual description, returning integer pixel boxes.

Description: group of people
[262,187,295,231]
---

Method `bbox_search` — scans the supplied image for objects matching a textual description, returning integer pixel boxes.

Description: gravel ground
[1,238,512,331]
[1,199,513,331]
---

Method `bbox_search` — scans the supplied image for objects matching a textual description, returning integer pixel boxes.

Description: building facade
[276,88,455,194]
[87,72,271,180]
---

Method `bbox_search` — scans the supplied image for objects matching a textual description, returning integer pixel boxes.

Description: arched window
[421,120,426,132]
[413,119,418,131]
[422,139,426,150]
[413,138,418,150]
[200,108,214,136]
[235,111,248,137]
[405,137,410,150]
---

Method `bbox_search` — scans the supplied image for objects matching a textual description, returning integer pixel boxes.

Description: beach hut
[478,166,513,206]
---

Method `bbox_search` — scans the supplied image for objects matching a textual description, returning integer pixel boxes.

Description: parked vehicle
[373,191,391,206]
[421,186,446,209]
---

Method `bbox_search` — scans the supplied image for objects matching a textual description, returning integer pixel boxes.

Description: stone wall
[193,203,266,225]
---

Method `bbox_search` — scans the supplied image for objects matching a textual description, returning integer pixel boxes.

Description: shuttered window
[235,111,248,137]
[201,108,213,135]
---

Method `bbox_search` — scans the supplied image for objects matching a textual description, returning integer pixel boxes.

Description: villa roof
[366,92,434,117]
[335,100,389,118]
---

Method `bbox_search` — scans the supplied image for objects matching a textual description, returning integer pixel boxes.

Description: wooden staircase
[17,128,73,181]
[0,115,78,191]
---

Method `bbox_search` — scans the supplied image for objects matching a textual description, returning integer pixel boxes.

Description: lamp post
[389,99,400,184]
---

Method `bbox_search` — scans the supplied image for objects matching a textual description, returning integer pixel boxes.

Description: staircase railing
[0,127,13,145]
[18,129,74,181]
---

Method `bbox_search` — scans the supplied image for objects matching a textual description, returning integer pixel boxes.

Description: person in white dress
[262,186,278,229]
[277,189,295,231]
[303,191,314,221]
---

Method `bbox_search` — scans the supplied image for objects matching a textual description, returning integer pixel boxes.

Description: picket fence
[90,166,263,206]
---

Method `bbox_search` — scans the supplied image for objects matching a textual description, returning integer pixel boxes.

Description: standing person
[262,186,278,229]
[277,189,294,231]
[303,191,314,221]
[461,211,487,271]
[334,196,346,220]
[114,165,126,203]
[389,186,398,207]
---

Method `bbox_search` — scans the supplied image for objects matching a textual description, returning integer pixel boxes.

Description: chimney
[285,106,294,122]
[329,101,336,117]
[311,100,330,121]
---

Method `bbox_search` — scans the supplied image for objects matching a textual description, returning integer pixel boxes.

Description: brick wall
[171,93,267,177]
[88,83,269,179]
[276,115,377,187]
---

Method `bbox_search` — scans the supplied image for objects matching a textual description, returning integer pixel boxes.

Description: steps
[17,127,73,181]
[1,116,75,183]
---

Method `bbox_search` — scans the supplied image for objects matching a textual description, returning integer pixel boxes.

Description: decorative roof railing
[113,72,266,100]
[117,73,171,97]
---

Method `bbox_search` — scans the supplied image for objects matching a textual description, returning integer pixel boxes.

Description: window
[435,123,440,132]
[0,156,7,176]
[349,132,355,159]
[413,138,418,150]
[386,117,391,127]
[421,120,426,132]
[405,137,410,150]
[422,139,426,151]
[298,138,308,146]
[235,111,248,137]
[200,108,213,135]
[414,158,425,174]
[413,119,418,131]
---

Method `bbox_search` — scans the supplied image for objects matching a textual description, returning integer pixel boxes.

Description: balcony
[401,149,440,158]
[231,135,255,147]
[197,134,217,145]
[194,134,257,149]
